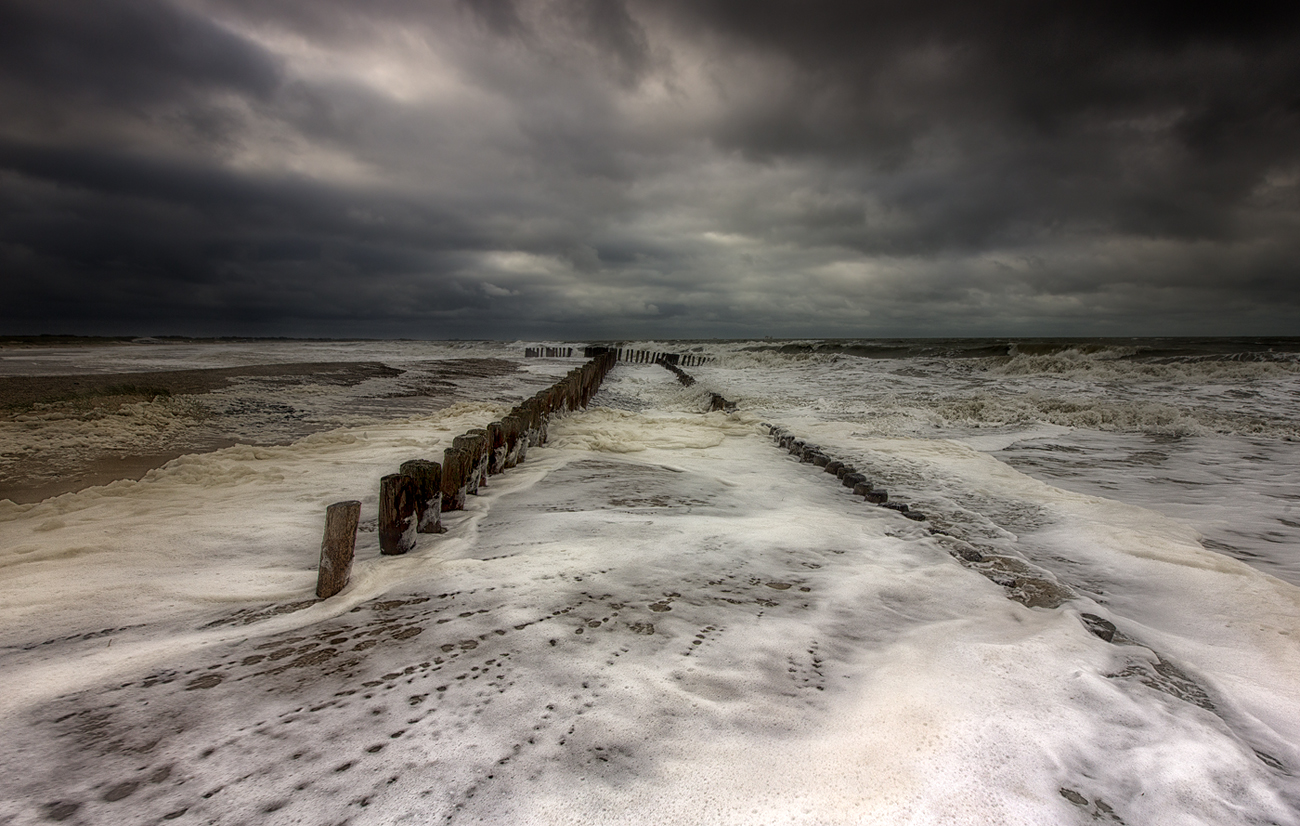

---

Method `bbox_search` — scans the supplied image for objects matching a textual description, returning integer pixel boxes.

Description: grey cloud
[658,0,1300,246]
[570,0,652,86]
[461,0,529,38]
[1,0,1298,337]
[0,0,281,104]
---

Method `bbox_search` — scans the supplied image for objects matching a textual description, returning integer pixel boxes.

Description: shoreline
[0,361,405,505]
[0,357,544,505]
[0,361,403,411]
[0,442,244,504]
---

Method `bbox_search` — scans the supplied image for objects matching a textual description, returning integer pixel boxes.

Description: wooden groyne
[655,359,736,412]
[657,358,695,386]
[761,424,925,520]
[642,358,920,509]
[582,347,712,367]
[523,345,712,366]
[315,353,618,598]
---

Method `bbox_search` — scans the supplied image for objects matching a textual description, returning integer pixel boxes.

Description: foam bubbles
[2,341,1299,824]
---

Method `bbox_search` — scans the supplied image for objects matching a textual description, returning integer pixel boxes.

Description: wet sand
[0,359,545,504]
[0,445,240,504]
[0,362,403,504]
[0,362,403,411]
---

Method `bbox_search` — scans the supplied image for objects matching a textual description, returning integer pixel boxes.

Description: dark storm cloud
[666,0,1300,243]
[1,0,1298,337]
[0,0,280,103]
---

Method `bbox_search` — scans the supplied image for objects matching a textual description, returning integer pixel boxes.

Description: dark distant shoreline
[0,335,384,348]
[0,362,403,411]
[7,335,1300,347]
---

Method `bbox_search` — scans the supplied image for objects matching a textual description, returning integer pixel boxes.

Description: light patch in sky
[482,251,570,276]
[221,104,382,184]
[700,231,752,246]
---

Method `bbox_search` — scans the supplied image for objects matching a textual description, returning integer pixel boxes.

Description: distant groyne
[523,346,712,366]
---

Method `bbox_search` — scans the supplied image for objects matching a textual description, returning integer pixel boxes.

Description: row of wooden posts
[581,347,712,366]
[657,359,696,386]
[657,359,737,412]
[763,424,926,521]
[523,347,574,358]
[315,353,619,599]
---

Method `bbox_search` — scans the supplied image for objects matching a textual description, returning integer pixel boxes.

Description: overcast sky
[2,0,1298,339]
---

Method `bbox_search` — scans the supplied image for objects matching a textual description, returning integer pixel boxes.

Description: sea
[1,336,1298,824]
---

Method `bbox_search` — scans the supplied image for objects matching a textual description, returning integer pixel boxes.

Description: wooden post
[536,401,550,444]
[502,415,524,467]
[466,429,489,489]
[523,400,543,446]
[452,436,474,493]
[400,459,444,534]
[442,447,468,511]
[316,500,361,599]
[453,433,485,494]
[486,421,507,474]
[380,474,418,555]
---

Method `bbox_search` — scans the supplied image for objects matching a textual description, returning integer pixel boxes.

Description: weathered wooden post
[316,500,361,599]
[515,401,533,447]
[379,474,418,555]
[534,392,552,443]
[400,459,444,534]
[452,433,485,494]
[502,415,525,467]
[451,438,475,495]
[525,399,543,446]
[441,447,469,511]
[466,428,490,488]
[486,421,508,474]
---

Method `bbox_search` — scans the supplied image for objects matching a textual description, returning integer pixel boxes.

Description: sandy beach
[2,340,1298,825]
[0,358,541,504]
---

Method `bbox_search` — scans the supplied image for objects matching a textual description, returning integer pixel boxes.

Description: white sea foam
[1,340,1298,824]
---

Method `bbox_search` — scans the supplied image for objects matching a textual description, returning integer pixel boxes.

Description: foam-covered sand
[2,344,1299,824]
[0,344,570,503]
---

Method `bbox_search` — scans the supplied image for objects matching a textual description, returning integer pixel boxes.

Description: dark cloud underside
[2,0,1298,337]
